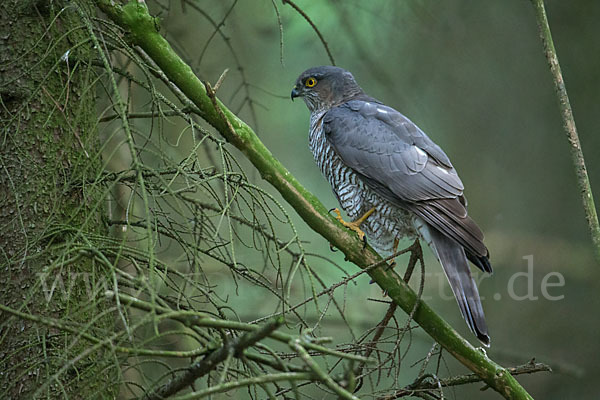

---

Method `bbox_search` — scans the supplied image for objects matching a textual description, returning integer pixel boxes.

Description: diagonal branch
[381,360,551,399]
[93,1,536,398]
[142,317,284,400]
[530,0,600,261]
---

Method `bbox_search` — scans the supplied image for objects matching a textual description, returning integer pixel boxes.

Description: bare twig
[142,317,284,400]
[281,0,336,65]
[379,359,551,399]
[353,240,424,392]
[106,291,371,363]
[204,80,238,141]
[213,68,229,92]
[290,338,359,400]
[530,0,600,261]
[269,0,284,65]
[182,0,259,126]
[362,240,422,361]
[251,245,415,325]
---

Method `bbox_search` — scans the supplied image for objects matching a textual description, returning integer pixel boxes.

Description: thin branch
[170,372,315,400]
[106,291,371,363]
[251,245,414,325]
[281,0,336,65]
[0,303,204,358]
[142,317,284,400]
[380,360,551,399]
[270,0,284,65]
[355,239,422,390]
[181,0,259,126]
[290,338,359,400]
[530,0,600,261]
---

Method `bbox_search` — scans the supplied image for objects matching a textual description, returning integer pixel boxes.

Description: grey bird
[291,66,492,346]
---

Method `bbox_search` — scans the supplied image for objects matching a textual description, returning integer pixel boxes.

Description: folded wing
[323,99,490,268]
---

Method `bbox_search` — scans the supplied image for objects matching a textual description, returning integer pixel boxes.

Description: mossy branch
[385,360,551,399]
[530,0,600,262]
[143,317,285,400]
[94,1,535,398]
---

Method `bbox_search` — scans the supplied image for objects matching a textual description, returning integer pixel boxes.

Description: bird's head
[291,66,363,113]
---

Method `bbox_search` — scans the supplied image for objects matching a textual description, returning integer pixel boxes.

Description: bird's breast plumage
[308,111,416,255]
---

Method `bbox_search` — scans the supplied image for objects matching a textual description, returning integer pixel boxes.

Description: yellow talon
[331,207,375,241]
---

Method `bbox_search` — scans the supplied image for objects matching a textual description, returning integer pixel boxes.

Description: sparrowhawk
[291,66,491,345]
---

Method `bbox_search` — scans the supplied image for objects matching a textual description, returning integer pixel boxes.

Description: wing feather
[323,100,490,261]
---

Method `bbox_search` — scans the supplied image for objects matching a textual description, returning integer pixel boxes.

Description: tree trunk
[0,1,116,397]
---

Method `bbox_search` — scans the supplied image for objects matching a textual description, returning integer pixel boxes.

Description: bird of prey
[291,66,492,345]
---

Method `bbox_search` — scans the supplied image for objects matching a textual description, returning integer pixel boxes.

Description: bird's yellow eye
[305,77,317,88]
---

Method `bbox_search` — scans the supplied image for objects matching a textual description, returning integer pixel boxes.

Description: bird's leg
[330,207,375,243]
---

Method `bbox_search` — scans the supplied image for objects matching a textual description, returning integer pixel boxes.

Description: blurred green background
[156,1,599,398]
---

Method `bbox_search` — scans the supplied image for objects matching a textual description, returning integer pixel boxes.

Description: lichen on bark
[0,1,117,397]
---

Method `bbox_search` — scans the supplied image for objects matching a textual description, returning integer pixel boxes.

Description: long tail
[417,220,490,346]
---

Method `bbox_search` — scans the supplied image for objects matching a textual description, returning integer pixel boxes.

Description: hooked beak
[291,86,301,101]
